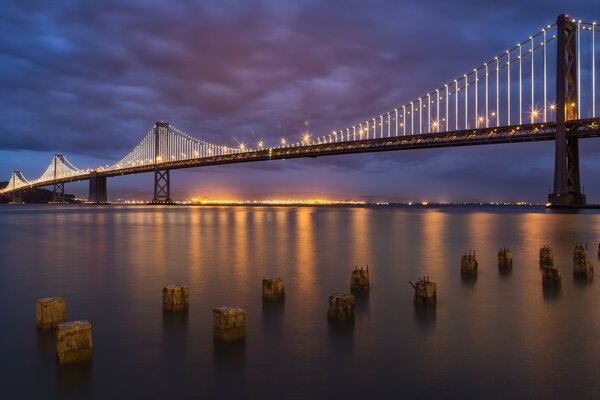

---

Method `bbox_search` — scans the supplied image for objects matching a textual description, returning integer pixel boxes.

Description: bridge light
[280,138,287,146]
[257,141,264,149]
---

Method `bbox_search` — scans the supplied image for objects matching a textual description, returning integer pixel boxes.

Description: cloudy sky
[1,0,600,202]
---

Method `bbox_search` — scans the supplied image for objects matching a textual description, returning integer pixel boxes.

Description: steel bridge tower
[548,14,586,207]
[152,121,173,204]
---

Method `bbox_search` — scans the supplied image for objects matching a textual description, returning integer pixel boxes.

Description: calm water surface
[2,205,600,399]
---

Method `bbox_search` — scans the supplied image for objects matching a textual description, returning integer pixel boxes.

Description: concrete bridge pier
[9,190,23,204]
[87,173,108,204]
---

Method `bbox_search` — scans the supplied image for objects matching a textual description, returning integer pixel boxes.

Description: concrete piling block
[213,307,246,341]
[350,265,370,291]
[410,276,436,305]
[36,297,67,329]
[56,320,93,364]
[163,285,189,311]
[460,250,478,275]
[542,266,561,286]
[573,242,594,279]
[262,278,285,301]
[498,247,513,271]
[540,245,553,268]
[327,293,355,321]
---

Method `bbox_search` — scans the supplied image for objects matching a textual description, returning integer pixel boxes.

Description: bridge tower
[52,154,66,203]
[152,121,173,204]
[9,170,24,204]
[548,14,586,207]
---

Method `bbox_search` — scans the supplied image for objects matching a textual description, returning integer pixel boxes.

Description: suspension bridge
[2,14,599,207]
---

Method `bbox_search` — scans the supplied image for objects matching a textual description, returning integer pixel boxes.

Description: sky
[1,0,600,202]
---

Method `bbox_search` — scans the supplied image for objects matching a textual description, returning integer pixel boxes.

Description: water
[2,205,600,399]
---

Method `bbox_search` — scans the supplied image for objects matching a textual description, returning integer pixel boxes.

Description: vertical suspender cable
[436,89,440,130]
[403,106,406,135]
[543,28,547,122]
[427,94,431,133]
[475,70,478,127]
[519,44,522,124]
[496,57,500,126]
[593,22,596,117]
[507,50,511,125]
[419,98,422,134]
[485,64,489,127]
[455,80,458,130]
[445,85,449,131]
[411,102,414,135]
[577,21,581,119]
[531,37,535,122]
[465,75,468,129]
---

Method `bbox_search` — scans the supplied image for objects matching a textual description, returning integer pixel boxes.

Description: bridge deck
[3,118,599,194]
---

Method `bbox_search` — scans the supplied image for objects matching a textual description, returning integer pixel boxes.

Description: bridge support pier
[88,173,108,204]
[548,14,586,208]
[51,182,67,204]
[9,190,23,204]
[150,121,174,204]
[151,169,173,204]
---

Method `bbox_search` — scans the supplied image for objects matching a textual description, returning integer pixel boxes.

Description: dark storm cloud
[1,0,600,200]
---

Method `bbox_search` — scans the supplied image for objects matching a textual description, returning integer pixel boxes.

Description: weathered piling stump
[162,284,189,311]
[350,265,370,292]
[213,307,246,341]
[410,276,436,305]
[597,242,600,258]
[36,297,67,329]
[262,278,285,301]
[327,293,355,321]
[540,245,553,268]
[573,243,594,279]
[460,251,478,275]
[498,247,513,271]
[542,266,561,286]
[56,320,93,364]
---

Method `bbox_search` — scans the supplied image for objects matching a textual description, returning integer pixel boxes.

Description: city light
[190,198,367,206]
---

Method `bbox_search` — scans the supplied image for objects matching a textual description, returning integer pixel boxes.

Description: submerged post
[548,14,586,207]
[350,265,370,292]
[151,121,174,204]
[498,247,513,271]
[540,245,553,268]
[460,250,478,275]
[56,321,93,364]
[573,242,594,279]
[410,276,436,305]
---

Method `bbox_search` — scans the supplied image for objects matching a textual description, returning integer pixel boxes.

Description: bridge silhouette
[2,14,599,207]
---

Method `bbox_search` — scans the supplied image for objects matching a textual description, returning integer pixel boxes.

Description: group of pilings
[35,244,597,365]
[35,297,92,364]
[35,268,372,365]
[452,243,595,288]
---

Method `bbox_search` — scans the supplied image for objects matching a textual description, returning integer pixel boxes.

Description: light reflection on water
[2,205,600,398]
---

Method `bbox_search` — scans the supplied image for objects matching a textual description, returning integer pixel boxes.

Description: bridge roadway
[3,118,600,194]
